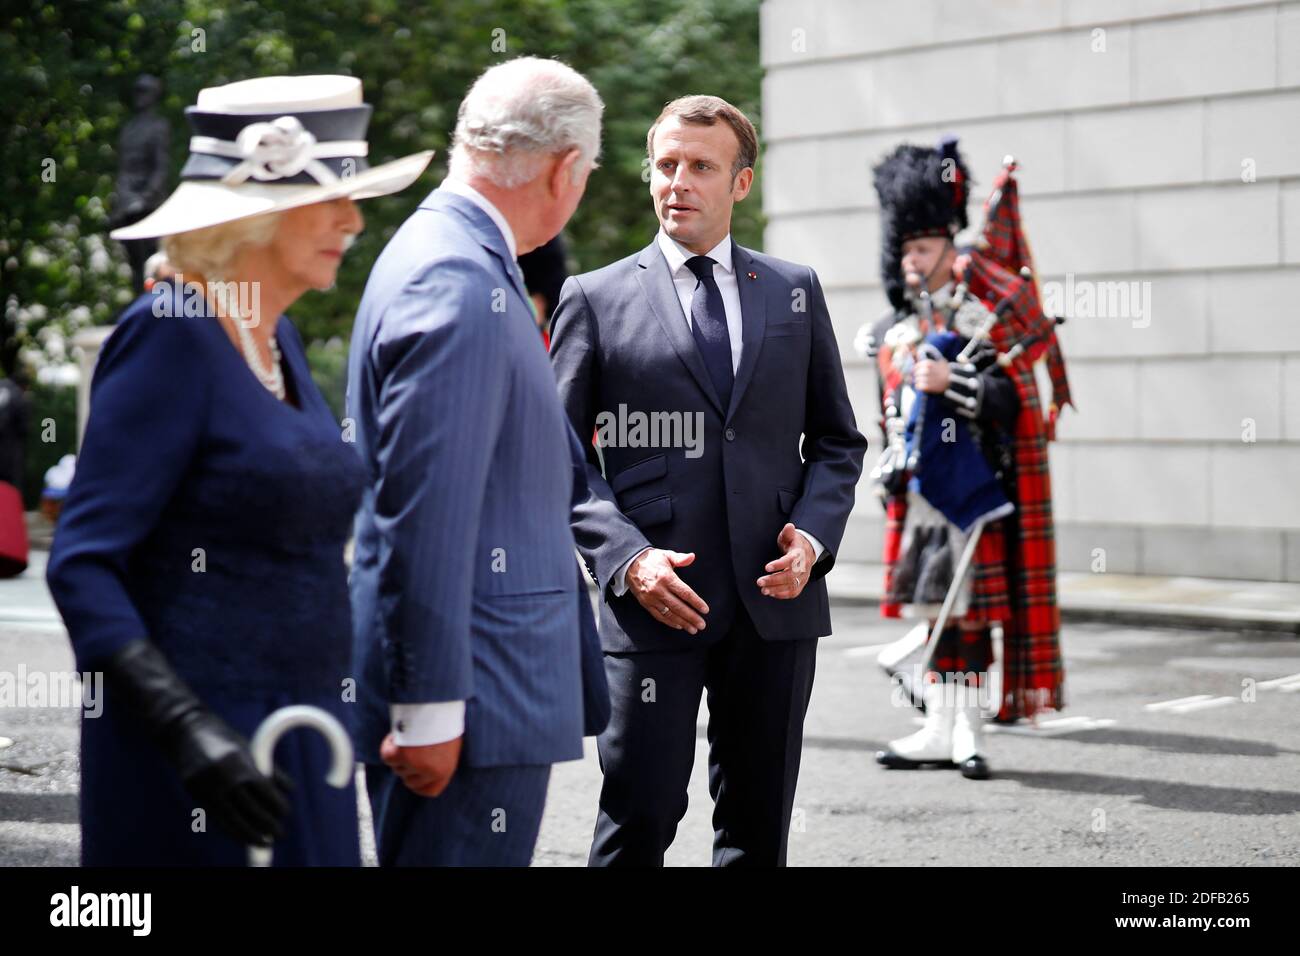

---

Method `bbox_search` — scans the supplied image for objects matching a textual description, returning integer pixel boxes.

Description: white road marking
[1168,696,1237,714]
[986,716,1117,736]
[1037,716,1099,728]
[0,737,12,751]
[1144,695,1213,712]
[1143,677,1300,714]
[1257,673,1300,690]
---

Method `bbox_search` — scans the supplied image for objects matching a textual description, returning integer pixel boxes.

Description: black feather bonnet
[872,135,971,310]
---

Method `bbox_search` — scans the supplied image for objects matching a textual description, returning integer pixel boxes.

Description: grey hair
[449,57,604,189]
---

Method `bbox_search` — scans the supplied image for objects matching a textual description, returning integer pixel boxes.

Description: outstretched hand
[757,523,814,599]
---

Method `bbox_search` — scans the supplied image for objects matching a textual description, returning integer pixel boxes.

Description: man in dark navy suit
[550,95,867,866]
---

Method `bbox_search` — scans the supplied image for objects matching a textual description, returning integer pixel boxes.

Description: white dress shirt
[390,178,519,748]
[610,231,825,597]
[657,230,744,374]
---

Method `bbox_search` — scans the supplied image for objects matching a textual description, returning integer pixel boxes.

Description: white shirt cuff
[796,528,826,564]
[390,701,465,746]
[612,546,653,597]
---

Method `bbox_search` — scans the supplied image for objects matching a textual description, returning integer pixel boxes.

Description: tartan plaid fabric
[1043,336,1072,440]
[976,171,1073,419]
[878,456,1061,718]
[962,257,1066,719]
[967,519,1012,624]
[969,167,1068,717]
[981,167,1033,273]
[965,254,1050,361]
[930,624,994,683]
[880,493,906,619]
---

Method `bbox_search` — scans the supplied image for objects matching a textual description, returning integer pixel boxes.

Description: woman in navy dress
[46,75,432,865]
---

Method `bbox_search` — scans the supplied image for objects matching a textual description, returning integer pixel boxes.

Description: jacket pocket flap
[624,494,672,528]
[611,453,668,494]
[766,320,807,337]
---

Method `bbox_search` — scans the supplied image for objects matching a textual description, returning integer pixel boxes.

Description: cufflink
[395,719,407,733]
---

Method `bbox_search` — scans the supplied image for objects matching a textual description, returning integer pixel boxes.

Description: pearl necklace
[209,280,286,401]
[235,315,286,401]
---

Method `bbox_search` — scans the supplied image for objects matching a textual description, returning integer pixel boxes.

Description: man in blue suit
[551,95,867,866]
[347,57,606,866]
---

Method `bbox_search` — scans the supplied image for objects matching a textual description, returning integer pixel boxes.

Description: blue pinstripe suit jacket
[347,188,598,768]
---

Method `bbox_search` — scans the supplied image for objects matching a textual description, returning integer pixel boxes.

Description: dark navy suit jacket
[347,188,605,768]
[550,238,867,653]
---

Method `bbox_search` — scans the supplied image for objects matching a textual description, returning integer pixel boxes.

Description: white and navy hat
[111,74,434,239]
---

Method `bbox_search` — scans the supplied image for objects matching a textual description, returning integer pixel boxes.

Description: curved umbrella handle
[246,705,354,867]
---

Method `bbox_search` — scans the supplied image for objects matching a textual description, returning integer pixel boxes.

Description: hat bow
[190,115,369,187]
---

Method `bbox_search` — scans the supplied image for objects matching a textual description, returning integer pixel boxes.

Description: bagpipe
[963,157,1073,437]
[869,156,1073,519]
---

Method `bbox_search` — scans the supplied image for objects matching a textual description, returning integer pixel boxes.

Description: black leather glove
[100,639,293,847]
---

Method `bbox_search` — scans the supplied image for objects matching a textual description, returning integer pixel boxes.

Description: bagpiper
[862,137,1072,779]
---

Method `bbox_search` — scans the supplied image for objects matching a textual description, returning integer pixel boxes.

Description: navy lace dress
[47,283,366,865]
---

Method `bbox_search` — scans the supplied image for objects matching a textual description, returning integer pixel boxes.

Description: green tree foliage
[2,0,764,375]
[22,382,77,506]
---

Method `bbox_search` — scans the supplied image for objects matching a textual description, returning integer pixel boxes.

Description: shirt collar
[657,229,734,277]
[441,178,518,259]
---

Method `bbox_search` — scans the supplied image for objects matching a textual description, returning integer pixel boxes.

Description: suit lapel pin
[747,271,757,280]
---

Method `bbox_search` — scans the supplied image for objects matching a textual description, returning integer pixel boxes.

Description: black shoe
[958,755,990,779]
[876,749,956,770]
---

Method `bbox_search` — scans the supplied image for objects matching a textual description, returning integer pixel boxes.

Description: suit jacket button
[724,427,736,441]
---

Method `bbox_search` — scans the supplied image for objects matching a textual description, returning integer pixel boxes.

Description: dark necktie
[684,255,733,410]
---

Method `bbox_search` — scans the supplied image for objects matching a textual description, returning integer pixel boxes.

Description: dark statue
[108,75,171,295]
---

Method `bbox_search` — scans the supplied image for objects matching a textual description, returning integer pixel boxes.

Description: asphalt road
[3,552,1297,866]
